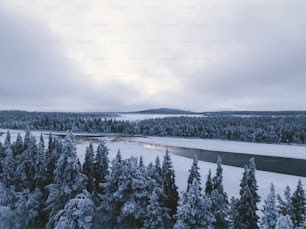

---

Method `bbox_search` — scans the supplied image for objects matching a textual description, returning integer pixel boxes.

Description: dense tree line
[1,111,306,144]
[0,130,305,228]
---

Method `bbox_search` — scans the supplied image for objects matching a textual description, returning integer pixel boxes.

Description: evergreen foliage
[187,154,201,192]
[162,150,179,222]
[45,132,86,228]
[93,140,109,194]
[211,156,229,229]
[291,179,306,228]
[205,168,213,195]
[276,215,293,229]
[83,143,95,192]
[261,183,278,229]
[174,179,215,229]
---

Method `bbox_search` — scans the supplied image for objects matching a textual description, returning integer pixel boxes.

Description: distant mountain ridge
[125,108,198,114]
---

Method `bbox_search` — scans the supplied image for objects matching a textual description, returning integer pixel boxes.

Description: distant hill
[126,108,197,115]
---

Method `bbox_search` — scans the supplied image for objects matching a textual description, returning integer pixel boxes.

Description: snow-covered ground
[132,136,306,160]
[113,113,205,121]
[1,128,305,208]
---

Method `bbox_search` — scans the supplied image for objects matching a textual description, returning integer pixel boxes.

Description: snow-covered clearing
[1,128,305,208]
[132,136,306,160]
[114,113,204,121]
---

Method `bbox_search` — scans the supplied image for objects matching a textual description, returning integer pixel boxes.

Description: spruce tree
[211,156,229,229]
[34,134,47,189]
[247,157,260,228]
[4,130,11,147]
[161,150,179,221]
[143,187,171,229]
[291,179,306,228]
[83,143,95,192]
[235,165,256,229]
[205,168,213,195]
[278,186,293,217]
[174,179,215,229]
[99,150,124,227]
[1,147,15,187]
[228,197,239,229]
[93,140,109,194]
[45,137,61,186]
[45,132,86,228]
[12,133,23,157]
[15,135,37,191]
[261,183,278,229]
[187,154,201,192]
[15,188,42,228]
[54,191,94,229]
[100,156,150,228]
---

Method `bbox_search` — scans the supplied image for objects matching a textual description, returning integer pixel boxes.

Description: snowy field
[1,128,305,209]
[113,113,205,121]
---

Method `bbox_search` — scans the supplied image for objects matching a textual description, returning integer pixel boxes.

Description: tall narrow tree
[211,156,229,229]
[174,179,215,229]
[291,179,306,228]
[46,132,86,228]
[162,150,179,222]
[83,143,95,192]
[261,183,278,229]
[94,140,109,194]
[187,154,201,192]
[205,169,213,195]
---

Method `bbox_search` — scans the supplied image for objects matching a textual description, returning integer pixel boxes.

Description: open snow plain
[1,128,305,207]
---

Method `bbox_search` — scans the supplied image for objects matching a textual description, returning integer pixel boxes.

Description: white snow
[1,128,305,209]
[131,136,306,160]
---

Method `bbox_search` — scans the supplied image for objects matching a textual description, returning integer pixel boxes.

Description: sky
[0,0,306,112]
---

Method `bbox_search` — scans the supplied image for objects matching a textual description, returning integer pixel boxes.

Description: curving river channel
[130,140,306,177]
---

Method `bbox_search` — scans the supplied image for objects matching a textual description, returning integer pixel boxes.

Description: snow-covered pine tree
[211,156,229,229]
[247,157,260,228]
[45,132,86,228]
[83,143,95,192]
[4,130,11,147]
[155,156,162,184]
[54,191,95,229]
[162,150,179,222]
[98,150,124,227]
[205,168,213,195]
[14,188,43,228]
[275,215,293,229]
[235,165,255,229]
[34,134,47,189]
[45,137,61,186]
[139,156,144,168]
[15,135,37,191]
[23,127,31,151]
[12,133,23,157]
[228,196,239,229]
[187,154,201,192]
[0,183,16,229]
[93,140,109,194]
[143,187,171,229]
[174,179,215,229]
[291,179,306,228]
[261,183,278,229]
[1,147,15,187]
[100,156,151,228]
[115,158,151,228]
[278,186,293,218]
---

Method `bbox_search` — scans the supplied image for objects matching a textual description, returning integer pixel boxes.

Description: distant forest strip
[0,110,306,144]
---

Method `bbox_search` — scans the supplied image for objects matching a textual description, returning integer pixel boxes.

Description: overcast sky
[0,0,306,112]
